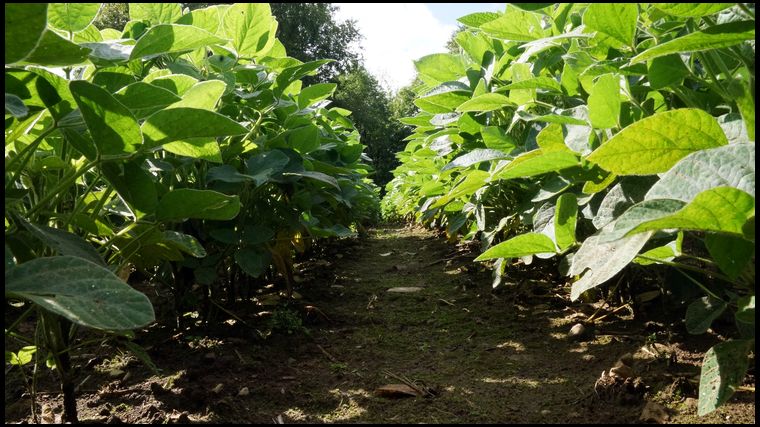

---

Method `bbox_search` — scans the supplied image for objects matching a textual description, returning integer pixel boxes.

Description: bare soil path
[5,225,755,423]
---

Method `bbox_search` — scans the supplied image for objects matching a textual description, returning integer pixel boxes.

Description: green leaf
[536,123,572,153]
[163,138,223,163]
[501,77,562,92]
[442,149,509,171]
[141,107,247,148]
[223,3,277,58]
[80,40,133,64]
[163,231,206,258]
[129,24,228,60]
[298,83,336,109]
[698,339,752,416]
[456,93,515,113]
[5,94,28,118]
[704,234,754,280]
[631,21,755,64]
[634,237,681,265]
[274,60,332,96]
[73,24,103,43]
[129,3,182,25]
[601,199,686,243]
[583,4,638,48]
[69,80,142,157]
[645,143,754,202]
[629,187,754,238]
[416,82,472,112]
[176,5,223,34]
[18,219,104,267]
[569,231,652,301]
[588,74,620,129]
[283,171,340,191]
[47,3,101,33]
[655,4,734,18]
[554,193,577,251]
[475,233,557,261]
[430,170,489,209]
[287,124,320,154]
[648,54,690,90]
[145,74,198,95]
[481,126,517,152]
[156,189,240,221]
[114,82,182,119]
[686,296,728,334]
[479,10,545,41]
[100,161,158,215]
[414,53,467,85]
[457,12,500,27]
[235,248,270,277]
[735,296,754,326]
[6,256,155,330]
[587,109,727,175]
[495,150,579,180]
[9,346,37,366]
[5,3,48,64]
[241,224,274,245]
[167,80,226,110]
[20,30,91,66]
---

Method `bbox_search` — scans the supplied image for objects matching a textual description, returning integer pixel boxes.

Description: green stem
[635,255,735,284]
[26,159,99,218]
[674,267,724,302]
[62,170,102,228]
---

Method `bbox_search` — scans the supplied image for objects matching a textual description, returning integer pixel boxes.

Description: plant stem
[26,160,99,218]
[635,255,735,284]
[5,126,60,193]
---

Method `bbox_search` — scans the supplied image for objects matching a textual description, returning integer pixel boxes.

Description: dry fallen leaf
[375,384,421,398]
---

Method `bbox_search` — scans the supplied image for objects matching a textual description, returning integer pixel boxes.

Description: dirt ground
[5,224,756,423]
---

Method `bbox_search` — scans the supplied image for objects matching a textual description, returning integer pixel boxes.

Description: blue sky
[333,3,506,93]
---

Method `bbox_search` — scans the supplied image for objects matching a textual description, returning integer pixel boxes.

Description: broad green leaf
[646,143,754,202]
[495,150,579,180]
[73,24,103,43]
[146,74,198,95]
[9,346,36,366]
[129,3,182,25]
[735,296,754,325]
[414,53,467,85]
[235,248,270,277]
[20,30,91,66]
[481,126,517,152]
[480,10,545,41]
[648,54,690,90]
[101,161,158,215]
[536,123,572,153]
[223,3,277,58]
[416,82,472,112]
[588,74,620,129]
[241,224,274,245]
[114,82,182,118]
[455,31,493,64]
[475,233,557,261]
[5,3,48,64]
[698,339,752,416]
[457,12,500,27]
[583,4,638,48]
[206,164,254,184]
[166,80,226,110]
[705,234,754,280]
[176,5,223,34]
[587,109,727,175]
[129,24,228,60]
[601,199,686,243]
[81,40,133,64]
[246,150,291,186]
[628,187,754,238]
[70,80,142,157]
[431,170,489,209]
[91,66,136,93]
[686,296,728,334]
[634,237,681,265]
[298,83,336,109]
[288,124,320,154]
[5,94,28,118]
[442,149,509,171]
[631,21,755,64]
[18,219,104,267]
[6,256,155,330]
[163,139,223,163]
[163,231,206,258]
[157,189,240,221]
[283,171,340,191]
[141,107,247,148]
[569,231,652,301]
[274,60,332,96]
[655,4,733,17]
[501,77,562,92]
[554,193,577,251]
[48,3,100,33]
[456,93,515,113]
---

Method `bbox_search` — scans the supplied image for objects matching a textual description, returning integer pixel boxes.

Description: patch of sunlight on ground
[284,408,307,421]
[550,332,566,340]
[494,340,527,351]
[318,388,370,422]
[481,376,567,386]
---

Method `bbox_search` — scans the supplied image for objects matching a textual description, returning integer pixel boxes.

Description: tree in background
[92,3,129,30]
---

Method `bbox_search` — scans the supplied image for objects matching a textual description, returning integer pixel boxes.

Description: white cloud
[333,3,456,93]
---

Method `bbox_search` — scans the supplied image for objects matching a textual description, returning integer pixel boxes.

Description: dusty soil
[5,224,756,423]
